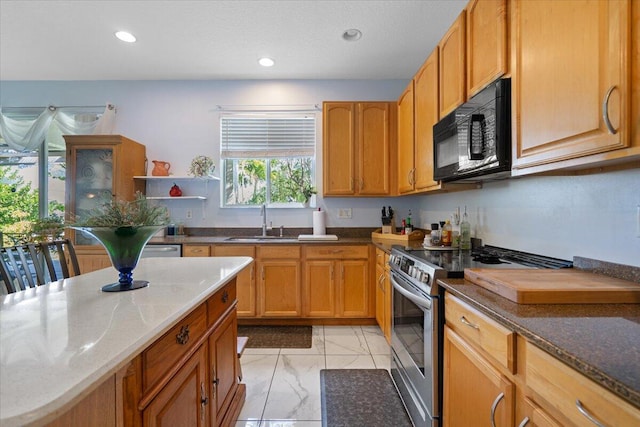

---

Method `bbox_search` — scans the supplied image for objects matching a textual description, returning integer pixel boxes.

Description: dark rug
[320,369,413,427]
[237,325,312,348]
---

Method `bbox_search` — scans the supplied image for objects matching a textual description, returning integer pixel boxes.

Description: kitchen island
[0,256,253,427]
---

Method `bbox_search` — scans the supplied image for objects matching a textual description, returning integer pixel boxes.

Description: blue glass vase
[73,225,163,292]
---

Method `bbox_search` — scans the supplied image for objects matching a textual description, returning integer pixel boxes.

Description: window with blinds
[220,113,316,207]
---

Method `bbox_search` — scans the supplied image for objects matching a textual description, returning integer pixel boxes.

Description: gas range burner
[472,254,506,264]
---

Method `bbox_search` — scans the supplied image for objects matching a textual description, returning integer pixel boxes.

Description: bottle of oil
[442,220,452,246]
[460,206,471,250]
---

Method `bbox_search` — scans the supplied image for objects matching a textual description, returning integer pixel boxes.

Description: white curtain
[0,104,116,152]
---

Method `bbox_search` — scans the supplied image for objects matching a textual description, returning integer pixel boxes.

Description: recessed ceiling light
[342,29,362,42]
[115,31,137,43]
[258,57,275,67]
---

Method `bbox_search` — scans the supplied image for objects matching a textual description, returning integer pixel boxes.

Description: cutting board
[464,268,640,304]
[297,234,338,241]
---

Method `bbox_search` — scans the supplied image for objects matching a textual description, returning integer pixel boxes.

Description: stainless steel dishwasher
[141,244,182,258]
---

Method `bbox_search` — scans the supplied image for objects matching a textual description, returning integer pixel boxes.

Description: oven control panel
[390,251,446,289]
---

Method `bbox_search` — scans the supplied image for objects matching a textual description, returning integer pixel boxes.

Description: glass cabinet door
[72,147,114,245]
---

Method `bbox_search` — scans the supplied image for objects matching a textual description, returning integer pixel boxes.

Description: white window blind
[220,114,316,158]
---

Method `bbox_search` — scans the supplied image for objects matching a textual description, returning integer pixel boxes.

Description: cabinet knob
[176,324,190,345]
[222,290,229,303]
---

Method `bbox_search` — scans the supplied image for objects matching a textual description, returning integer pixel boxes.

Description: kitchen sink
[224,236,298,242]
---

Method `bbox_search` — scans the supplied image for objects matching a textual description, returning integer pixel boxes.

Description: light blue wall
[1,80,638,266]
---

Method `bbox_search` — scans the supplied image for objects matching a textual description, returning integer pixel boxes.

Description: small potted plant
[188,155,216,177]
[302,185,317,207]
[71,192,169,292]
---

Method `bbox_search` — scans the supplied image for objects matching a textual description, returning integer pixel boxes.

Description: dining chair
[0,244,42,293]
[0,239,81,294]
[36,239,81,283]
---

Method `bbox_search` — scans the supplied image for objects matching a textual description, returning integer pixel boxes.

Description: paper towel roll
[313,209,326,235]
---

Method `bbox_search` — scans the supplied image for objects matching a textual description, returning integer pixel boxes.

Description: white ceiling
[0,0,467,81]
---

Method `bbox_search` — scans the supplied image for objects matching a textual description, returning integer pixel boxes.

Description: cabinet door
[443,326,514,427]
[304,260,335,317]
[323,102,356,195]
[517,397,561,427]
[397,82,415,194]
[512,0,630,169]
[66,145,117,246]
[383,263,392,342]
[209,311,238,423]
[357,103,392,195]
[143,345,209,427]
[258,260,301,317]
[413,49,440,191]
[439,11,466,117]
[375,263,385,329]
[213,245,256,317]
[466,0,507,97]
[338,260,370,317]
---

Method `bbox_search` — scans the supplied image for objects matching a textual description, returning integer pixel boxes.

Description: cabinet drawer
[525,341,640,427]
[213,245,255,257]
[182,244,211,257]
[306,245,369,259]
[142,303,208,393]
[257,245,300,259]
[445,293,515,373]
[207,280,237,326]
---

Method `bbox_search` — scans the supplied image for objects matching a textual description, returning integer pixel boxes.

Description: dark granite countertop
[438,276,640,410]
[148,227,377,245]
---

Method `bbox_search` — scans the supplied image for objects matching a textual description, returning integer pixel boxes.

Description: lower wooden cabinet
[374,248,391,342]
[257,245,302,317]
[209,309,239,425]
[444,293,640,427]
[443,325,514,427]
[303,245,372,319]
[143,344,209,427]
[212,245,256,317]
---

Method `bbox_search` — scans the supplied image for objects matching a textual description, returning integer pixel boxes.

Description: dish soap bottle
[460,206,471,250]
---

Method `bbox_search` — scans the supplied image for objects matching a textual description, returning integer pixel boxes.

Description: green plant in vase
[302,185,317,206]
[71,192,169,292]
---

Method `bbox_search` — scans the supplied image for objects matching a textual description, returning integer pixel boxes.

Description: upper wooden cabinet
[466,0,508,97]
[439,11,467,117]
[63,135,146,273]
[413,49,441,192]
[511,0,634,173]
[397,82,415,194]
[323,102,395,196]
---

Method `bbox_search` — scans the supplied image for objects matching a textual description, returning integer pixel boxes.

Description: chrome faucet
[261,204,268,236]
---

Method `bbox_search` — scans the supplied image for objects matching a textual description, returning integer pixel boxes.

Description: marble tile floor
[235,325,391,427]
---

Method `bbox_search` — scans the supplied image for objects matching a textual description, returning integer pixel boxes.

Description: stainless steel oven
[388,244,572,427]
[389,251,447,427]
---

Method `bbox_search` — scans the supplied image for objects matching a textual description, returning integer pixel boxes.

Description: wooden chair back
[0,239,81,294]
[0,244,42,293]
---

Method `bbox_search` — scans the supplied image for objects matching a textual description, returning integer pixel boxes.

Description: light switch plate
[338,208,352,219]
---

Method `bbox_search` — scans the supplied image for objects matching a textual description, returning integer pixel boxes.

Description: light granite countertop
[0,256,253,427]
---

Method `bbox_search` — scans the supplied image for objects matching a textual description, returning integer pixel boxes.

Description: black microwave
[433,78,511,182]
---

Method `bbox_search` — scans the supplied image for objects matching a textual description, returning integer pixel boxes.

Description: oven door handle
[391,274,432,310]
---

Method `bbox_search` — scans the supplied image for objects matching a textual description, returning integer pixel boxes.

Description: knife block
[381,218,395,234]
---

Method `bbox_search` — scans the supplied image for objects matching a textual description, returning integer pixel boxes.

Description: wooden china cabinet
[63,135,146,273]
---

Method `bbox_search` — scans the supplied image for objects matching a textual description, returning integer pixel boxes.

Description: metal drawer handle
[460,315,479,330]
[222,290,229,303]
[576,399,605,427]
[490,392,504,427]
[176,324,190,345]
[602,85,618,135]
[517,417,530,427]
[200,382,208,424]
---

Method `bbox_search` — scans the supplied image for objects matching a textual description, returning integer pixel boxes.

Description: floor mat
[320,369,413,427]
[237,325,313,348]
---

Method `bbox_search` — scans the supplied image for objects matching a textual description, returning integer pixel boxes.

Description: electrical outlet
[338,208,352,219]
[186,209,193,219]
